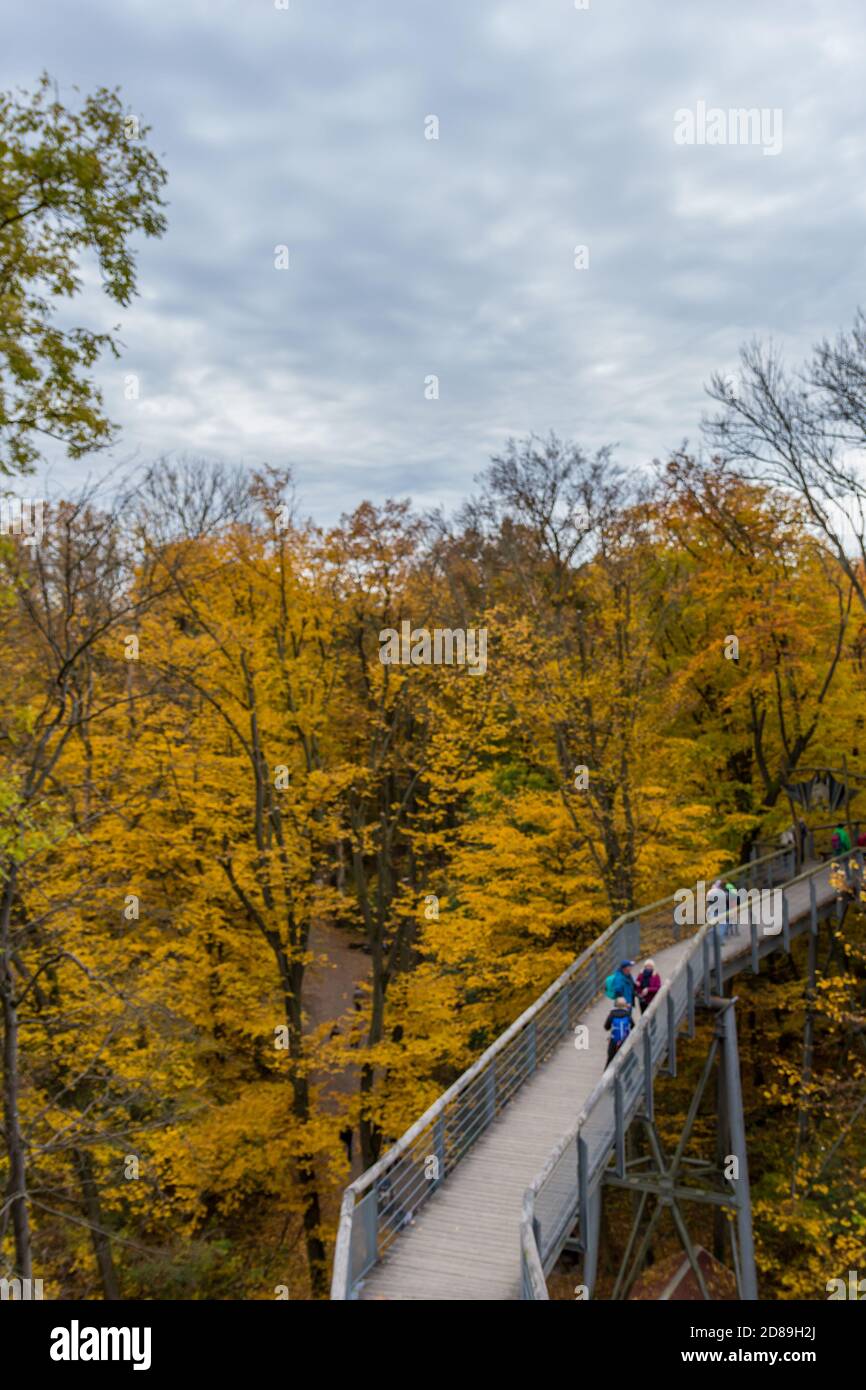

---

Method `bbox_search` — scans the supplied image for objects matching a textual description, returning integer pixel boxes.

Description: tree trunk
[0,867,32,1279]
[292,1089,328,1297]
[72,1148,121,1299]
[271,935,328,1296]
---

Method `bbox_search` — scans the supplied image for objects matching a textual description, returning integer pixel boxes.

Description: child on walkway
[603,996,633,1069]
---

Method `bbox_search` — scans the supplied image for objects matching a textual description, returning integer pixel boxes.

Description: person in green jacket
[832,824,851,855]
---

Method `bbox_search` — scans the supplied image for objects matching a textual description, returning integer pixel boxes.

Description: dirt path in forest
[304,921,369,1177]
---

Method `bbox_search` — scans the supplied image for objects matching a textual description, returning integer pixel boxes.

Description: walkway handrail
[519,848,859,1299]
[753,821,863,862]
[520,915,716,1296]
[331,843,790,1299]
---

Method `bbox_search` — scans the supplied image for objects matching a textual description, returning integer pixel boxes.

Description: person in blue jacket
[605,960,636,1015]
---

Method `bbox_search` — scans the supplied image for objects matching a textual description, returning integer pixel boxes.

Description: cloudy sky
[8,0,866,521]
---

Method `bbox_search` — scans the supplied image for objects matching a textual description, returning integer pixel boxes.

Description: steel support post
[718,999,758,1299]
[582,1183,601,1298]
[578,1134,589,1259]
[600,996,756,1303]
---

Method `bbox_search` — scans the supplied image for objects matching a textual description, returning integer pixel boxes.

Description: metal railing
[753,820,863,865]
[331,844,793,1299]
[519,847,859,1299]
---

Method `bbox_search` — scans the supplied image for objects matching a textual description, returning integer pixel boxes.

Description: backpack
[610,1012,631,1046]
[831,832,842,854]
[605,973,618,1000]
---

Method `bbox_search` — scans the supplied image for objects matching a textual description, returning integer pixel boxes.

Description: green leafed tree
[0,73,168,476]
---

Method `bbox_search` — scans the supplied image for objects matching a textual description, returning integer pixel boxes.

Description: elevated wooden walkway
[356,865,835,1300]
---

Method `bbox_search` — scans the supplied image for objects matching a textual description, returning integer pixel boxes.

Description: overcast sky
[8,0,866,522]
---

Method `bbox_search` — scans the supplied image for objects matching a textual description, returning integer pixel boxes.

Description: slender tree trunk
[272,937,328,1296]
[358,1059,382,1171]
[291,1080,328,1297]
[72,1148,121,1299]
[0,866,32,1279]
[349,822,386,1170]
[843,754,854,852]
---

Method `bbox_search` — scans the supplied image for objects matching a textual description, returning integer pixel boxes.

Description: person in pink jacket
[636,959,661,1014]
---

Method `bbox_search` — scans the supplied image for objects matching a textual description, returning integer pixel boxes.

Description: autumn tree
[131,472,348,1296]
[0,73,167,475]
[0,487,165,1290]
[704,313,866,622]
[652,455,855,856]
[458,434,709,915]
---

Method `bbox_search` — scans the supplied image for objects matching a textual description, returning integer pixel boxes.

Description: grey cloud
[7,0,866,518]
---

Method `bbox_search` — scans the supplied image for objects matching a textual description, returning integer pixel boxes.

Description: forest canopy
[1,437,864,1299]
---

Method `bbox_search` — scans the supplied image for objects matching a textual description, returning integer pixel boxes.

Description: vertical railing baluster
[433,1115,445,1190]
[364,1187,379,1274]
[666,992,676,1076]
[643,1028,653,1121]
[485,1061,496,1124]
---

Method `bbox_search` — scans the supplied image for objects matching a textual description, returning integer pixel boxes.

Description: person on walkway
[605,959,637,1016]
[636,959,661,1013]
[724,880,741,937]
[832,824,852,856]
[707,879,729,941]
[604,996,633,1068]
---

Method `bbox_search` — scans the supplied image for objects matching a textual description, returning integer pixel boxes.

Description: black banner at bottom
[1,1295,855,1376]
